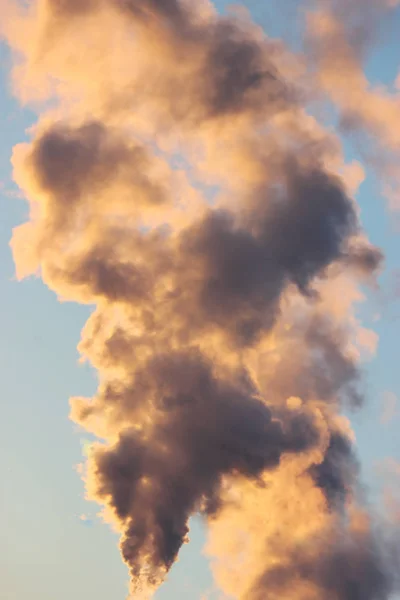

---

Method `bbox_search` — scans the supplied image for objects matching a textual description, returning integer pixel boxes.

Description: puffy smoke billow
[306,0,400,208]
[2,0,399,598]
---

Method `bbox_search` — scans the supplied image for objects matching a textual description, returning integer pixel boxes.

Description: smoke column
[2,0,399,598]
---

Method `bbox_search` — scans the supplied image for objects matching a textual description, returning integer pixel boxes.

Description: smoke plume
[306,0,400,208]
[2,0,399,598]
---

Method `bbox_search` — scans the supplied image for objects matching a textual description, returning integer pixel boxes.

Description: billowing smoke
[306,0,400,208]
[2,0,399,598]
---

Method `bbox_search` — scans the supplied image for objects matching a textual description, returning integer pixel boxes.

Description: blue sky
[1,2,399,599]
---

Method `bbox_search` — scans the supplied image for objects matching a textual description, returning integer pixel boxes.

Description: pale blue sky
[1,2,399,599]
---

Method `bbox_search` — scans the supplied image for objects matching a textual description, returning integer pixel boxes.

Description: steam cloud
[2,0,399,598]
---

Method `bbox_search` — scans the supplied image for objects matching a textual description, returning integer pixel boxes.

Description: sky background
[1,1,400,599]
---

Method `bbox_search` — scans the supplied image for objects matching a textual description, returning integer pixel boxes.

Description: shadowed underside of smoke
[248,528,394,600]
[4,0,399,598]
